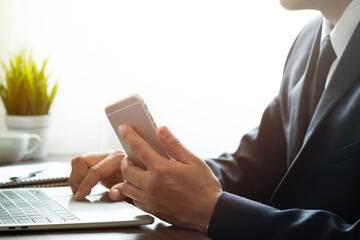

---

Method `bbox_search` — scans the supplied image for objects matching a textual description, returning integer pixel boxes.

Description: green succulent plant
[0,52,58,115]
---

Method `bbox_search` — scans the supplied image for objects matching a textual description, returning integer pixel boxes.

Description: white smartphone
[105,94,169,169]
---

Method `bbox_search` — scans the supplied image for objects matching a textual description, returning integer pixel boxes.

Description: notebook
[0,185,154,231]
[0,162,70,188]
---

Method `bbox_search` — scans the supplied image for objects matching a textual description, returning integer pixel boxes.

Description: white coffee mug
[0,132,41,164]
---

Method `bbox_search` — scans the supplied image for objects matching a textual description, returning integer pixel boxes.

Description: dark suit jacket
[206,16,360,239]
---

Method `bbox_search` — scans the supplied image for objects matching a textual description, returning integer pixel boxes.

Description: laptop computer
[0,185,154,231]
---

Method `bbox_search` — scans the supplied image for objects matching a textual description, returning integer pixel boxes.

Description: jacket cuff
[207,192,277,239]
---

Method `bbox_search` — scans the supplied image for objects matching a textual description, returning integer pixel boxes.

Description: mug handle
[24,134,42,156]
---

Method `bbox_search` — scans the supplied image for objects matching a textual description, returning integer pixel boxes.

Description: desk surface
[0,155,210,240]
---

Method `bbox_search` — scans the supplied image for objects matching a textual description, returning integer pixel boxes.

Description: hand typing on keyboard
[69,150,127,201]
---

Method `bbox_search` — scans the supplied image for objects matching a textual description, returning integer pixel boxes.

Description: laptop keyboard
[0,189,79,224]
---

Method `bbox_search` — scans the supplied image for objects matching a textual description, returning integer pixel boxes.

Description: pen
[9,169,45,182]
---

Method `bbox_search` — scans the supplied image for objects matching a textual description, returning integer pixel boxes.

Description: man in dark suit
[69,0,360,239]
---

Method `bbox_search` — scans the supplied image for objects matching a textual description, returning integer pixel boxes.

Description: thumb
[108,182,128,201]
[157,126,194,163]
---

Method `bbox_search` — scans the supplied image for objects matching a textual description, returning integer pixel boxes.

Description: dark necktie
[309,35,337,120]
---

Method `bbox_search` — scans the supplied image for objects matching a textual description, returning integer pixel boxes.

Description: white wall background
[0,0,318,158]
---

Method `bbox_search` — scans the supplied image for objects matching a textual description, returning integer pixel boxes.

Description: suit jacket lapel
[287,21,321,165]
[304,20,360,145]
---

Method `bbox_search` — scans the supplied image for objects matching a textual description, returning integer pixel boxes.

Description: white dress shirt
[321,0,360,88]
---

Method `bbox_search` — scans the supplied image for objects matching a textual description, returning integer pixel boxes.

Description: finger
[109,182,128,201]
[119,124,163,169]
[100,172,123,189]
[132,199,169,219]
[121,157,147,189]
[74,151,125,200]
[70,152,111,192]
[157,126,194,163]
[69,170,85,195]
[68,175,76,195]
[122,181,145,202]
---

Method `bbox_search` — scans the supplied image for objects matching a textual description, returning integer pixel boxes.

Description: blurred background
[0,0,318,158]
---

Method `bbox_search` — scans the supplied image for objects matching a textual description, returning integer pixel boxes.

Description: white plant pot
[5,115,51,159]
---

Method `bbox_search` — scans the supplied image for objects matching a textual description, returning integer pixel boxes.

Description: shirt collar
[321,0,360,59]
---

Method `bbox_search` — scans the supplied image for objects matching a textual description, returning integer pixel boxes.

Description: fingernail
[160,126,170,137]
[74,191,80,199]
[110,188,122,200]
[119,125,124,136]
[112,188,120,197]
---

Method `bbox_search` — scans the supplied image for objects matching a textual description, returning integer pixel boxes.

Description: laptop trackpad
[53,188,148,222]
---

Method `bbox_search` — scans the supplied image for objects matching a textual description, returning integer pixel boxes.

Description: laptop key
[32,217,50,223]
[14,216,29,220]
[17,219,33,224]
[2,218,17,224]
[64,218,80,223]
[30,215,44,219]
[45,215,65,223]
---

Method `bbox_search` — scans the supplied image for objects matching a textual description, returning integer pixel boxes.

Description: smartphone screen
[105,94,169,169]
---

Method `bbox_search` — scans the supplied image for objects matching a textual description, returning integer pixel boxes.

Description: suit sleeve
[205,96,288,204]
[208,192,360,240]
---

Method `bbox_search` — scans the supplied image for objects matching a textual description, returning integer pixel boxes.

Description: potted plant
[0,51,59,158]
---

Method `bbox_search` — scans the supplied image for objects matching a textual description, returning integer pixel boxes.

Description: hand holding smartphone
[105,94,169,169]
